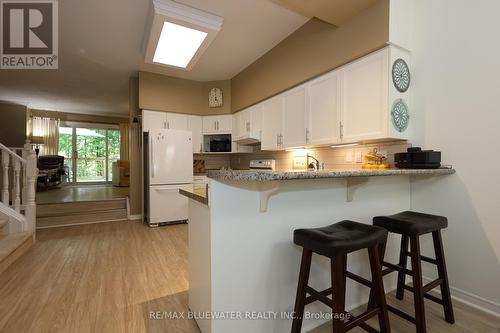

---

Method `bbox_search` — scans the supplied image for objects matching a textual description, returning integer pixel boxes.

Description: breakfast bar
[181,168,455,333]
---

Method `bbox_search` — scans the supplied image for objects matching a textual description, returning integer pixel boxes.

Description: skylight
[153,22,208,68]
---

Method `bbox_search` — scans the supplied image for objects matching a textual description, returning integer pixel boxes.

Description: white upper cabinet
[307,71,342,145]
[142,110,167,132]
[203,115,232,134]
[166,113,188,130]
[239,108,251,134]
[282,84,307,148]
[251,104,263,134]
[341,48,389,142]
[187,115,203,153]
[261,96,283,150]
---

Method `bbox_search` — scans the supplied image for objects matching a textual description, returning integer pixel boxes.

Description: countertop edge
[207,168,456,182]
[179,188,208,205]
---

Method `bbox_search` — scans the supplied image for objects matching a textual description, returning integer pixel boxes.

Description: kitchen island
[180,168,455,333]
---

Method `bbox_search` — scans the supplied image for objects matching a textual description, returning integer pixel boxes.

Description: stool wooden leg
[410,236,426,333]
[367,242,387,310]
[432,231,455,324]
[396,235,409,300]
[331,255,347,333]
[292,249,312,333]
[368,245,391,333]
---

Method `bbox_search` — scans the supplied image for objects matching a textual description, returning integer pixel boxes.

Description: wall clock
[209,87,223,108]
[391,99,410,132]
[392,58,411,93]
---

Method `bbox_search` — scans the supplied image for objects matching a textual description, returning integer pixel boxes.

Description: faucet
[306,153,320,171]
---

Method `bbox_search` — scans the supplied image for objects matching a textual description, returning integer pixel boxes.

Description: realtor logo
[1,0,58,69]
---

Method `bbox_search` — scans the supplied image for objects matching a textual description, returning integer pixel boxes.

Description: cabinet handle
[217,120,219,131]
[163,121,166,129]
[200,143,202,153]
[276,134,279,147]
[306,128,309,144]
[167,121,170,129]
[214,121,216,131]
[340,122,344,140]
[246,121,250,132]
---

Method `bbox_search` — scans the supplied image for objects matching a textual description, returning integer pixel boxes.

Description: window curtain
[120,123,129,161]
[30,117,60,156]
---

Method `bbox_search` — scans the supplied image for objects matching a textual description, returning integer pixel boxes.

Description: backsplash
[194,154,231,171]
[229,141,411,171]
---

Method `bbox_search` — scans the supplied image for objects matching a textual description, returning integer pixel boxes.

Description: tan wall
[29,109,128,124]
[0,102,27,147]
[128,77,142,215]
[231,0,389,111]
[138,71,231,115]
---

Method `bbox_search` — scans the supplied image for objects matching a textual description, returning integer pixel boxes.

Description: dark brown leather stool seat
[373,211,447,236]
[294,220,388,257]
[292,221,391,333]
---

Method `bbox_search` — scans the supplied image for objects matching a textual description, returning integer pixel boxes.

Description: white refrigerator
[144,129,193,226]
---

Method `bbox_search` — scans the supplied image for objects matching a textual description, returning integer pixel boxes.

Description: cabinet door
[188,115,203,153]
[216,115,232,133]
[232,112,241,137]
[166,113,188,130]
[261,96,283,150]
[239,108,251,134]
[142,110,167,132]
[251,103,263,133]
[308,71,342,145]
[342,49,389,142]
[282,85,307,148]
[202,116,218,133]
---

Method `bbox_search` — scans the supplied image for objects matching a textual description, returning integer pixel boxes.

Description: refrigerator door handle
[150,136,155,178]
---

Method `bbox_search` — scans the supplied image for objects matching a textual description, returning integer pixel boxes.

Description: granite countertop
[207,168,455,182]
[179,187,208,205]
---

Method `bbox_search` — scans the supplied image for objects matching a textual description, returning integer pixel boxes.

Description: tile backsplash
[229,141,411,171]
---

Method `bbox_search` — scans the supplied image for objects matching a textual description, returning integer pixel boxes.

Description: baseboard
[128,214,142,220]
[36,218,127,229]
[423,276,500,318]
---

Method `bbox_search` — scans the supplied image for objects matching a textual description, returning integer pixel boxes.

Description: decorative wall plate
[391,99,410,132]
[392,58,411,93]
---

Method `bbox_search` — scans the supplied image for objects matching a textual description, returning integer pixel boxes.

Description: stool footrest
[345,308,380,331]
[405,251,438,265]
[402,284,444,305]
[304,286,333,307]
[387,304,416,324]
[346,271,373,288]
[382,261,413,276]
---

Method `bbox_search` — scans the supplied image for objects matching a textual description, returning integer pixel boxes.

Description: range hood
[232,132,261,145]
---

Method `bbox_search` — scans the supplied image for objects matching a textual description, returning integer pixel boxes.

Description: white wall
[411,0,500,314]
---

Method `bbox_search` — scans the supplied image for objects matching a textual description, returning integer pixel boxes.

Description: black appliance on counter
[394,147,441,169]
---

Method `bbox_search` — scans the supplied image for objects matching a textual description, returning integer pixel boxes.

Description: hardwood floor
[36,185,129,204]
[0,221,199,333]
[0,221,498,333]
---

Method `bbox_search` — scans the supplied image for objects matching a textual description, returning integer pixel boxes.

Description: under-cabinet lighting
[330,143,359,148]
[153,22,208,68]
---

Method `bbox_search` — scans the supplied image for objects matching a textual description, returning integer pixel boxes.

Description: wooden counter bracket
[346,177,369,202]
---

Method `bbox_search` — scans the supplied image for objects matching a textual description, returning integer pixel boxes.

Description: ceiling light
[330,143,359,148]
[144,0,223,71]
[153,22,207,68]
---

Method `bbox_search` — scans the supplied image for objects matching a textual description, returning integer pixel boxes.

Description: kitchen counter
[179,186,208,205]
[207,168,455,181]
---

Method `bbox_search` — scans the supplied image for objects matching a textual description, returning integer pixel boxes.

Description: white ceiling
[0,0,307,116]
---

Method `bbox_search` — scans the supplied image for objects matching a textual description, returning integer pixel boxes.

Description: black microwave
[207,135,231,152]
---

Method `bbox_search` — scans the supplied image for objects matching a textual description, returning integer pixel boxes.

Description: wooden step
[0,231,33,275]
[37,198,127,218]
[36,209,127,229]
[0,219,7,236]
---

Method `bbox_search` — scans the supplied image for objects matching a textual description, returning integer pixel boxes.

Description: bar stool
[292,220,391,333]
[373,211,455,333]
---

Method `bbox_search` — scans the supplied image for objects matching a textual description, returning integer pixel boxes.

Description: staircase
[0,143,38,275]
[36,198,128,228]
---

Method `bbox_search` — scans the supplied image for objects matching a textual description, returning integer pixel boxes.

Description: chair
[37,155,65,189]
[112,160,130,187]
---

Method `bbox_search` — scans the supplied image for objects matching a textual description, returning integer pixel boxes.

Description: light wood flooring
[36,185,129,204]
[0,221,499,333]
